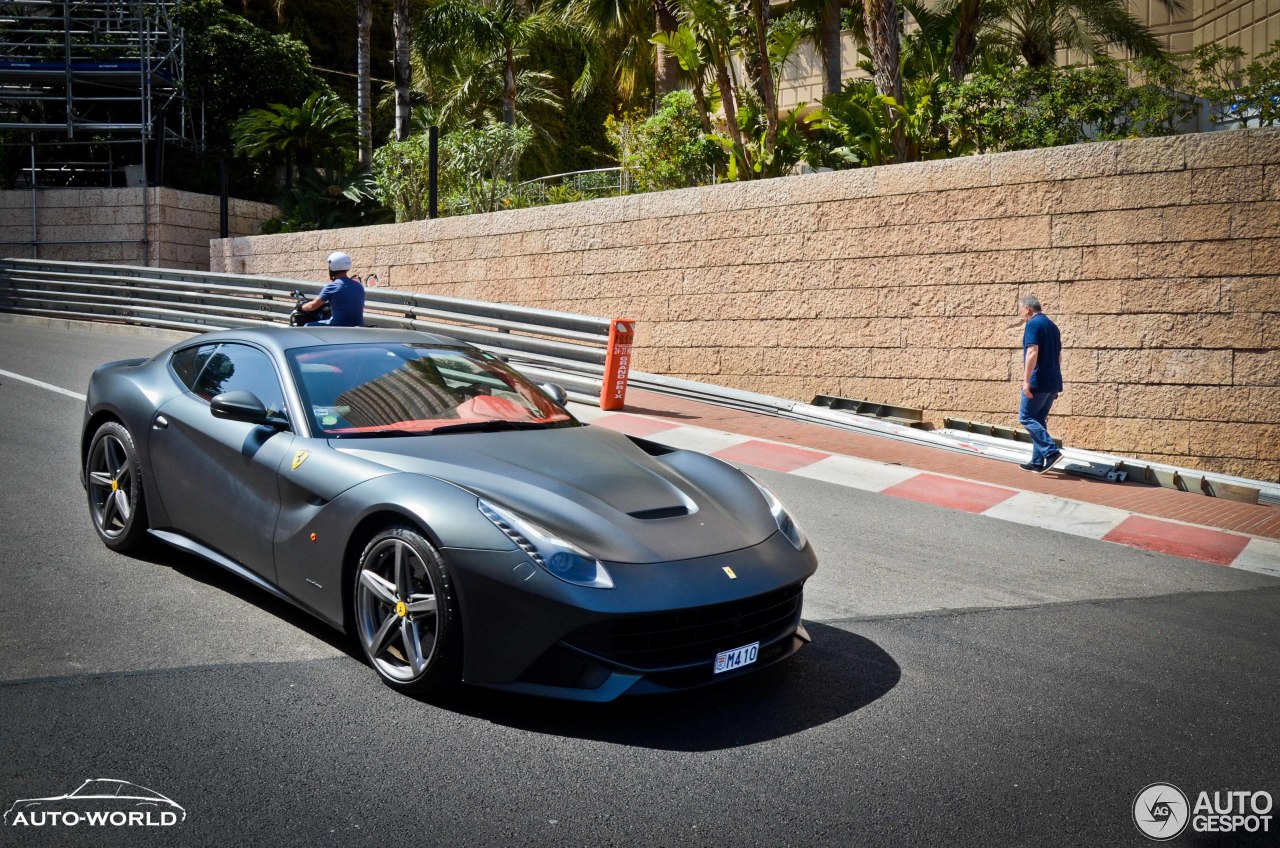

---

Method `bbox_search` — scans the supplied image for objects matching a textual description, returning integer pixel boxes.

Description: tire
[85,421,151,552]
[352,525,462,695]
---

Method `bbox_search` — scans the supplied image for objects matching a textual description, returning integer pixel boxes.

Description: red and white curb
[571,405,1280,577]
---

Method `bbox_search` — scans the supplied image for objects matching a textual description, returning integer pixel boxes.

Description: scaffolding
[0,0,192,261]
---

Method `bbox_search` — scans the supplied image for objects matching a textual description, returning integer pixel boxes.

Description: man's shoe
[1019,462,1042,472]
[1037,451,1064,473]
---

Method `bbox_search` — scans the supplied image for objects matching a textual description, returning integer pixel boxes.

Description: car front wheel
[86,421,150,552]
[353,526,462,695]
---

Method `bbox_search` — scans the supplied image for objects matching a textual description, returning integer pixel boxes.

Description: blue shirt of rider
[318,275,365,327]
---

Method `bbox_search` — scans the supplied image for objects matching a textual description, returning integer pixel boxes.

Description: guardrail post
[599,318,635,411]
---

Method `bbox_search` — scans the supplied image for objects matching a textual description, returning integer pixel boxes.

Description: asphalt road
[1,318,1277,847]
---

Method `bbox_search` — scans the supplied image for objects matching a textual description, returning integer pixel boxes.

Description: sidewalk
[571,389,1280,576]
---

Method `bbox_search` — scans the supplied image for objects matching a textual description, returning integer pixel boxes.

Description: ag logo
[1134,783,1189,841]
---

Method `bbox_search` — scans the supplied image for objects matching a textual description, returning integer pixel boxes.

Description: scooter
[289,290,331,326]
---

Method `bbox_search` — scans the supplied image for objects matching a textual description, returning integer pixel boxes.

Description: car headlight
[478,499,614,589]
[747,477,808,551]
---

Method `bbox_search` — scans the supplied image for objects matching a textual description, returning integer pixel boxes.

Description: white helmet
[327,251,353,272]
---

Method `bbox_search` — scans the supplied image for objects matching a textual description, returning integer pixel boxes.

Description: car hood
[333,425,777,563]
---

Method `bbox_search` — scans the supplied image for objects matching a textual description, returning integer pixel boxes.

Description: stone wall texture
[213,128,1280,482]
[0,187,277,270]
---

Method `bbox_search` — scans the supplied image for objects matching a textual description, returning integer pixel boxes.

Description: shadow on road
[131,544,360,660]
[125,545,899,752]
[430,622,900,752]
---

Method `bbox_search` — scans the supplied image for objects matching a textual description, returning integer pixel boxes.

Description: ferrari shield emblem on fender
[722,566,737,579]
[291,450,310,470]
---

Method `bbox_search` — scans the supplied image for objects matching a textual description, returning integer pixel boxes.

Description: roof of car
[170,326,469,357]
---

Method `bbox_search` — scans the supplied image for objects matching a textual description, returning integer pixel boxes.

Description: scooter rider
[300,251,366,326]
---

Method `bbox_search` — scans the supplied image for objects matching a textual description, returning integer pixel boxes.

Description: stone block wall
[0,187,277,270]
[213,128,1280,482]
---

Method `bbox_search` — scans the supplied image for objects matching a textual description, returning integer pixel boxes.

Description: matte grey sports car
[81,327,818,701]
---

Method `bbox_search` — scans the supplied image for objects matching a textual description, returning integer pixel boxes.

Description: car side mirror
[211,390,288,429]
[538,383,568,406]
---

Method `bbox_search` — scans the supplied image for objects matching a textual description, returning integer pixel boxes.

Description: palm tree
[788,0,847,98]
[649,26,714,131]
[862,0,907,159]
[417,0,585,127]
[232,93,358,191]
[747,0,779,152]
[938,0,1183,80]
[996,0,1175,68]
[667,0,751,172]
[357,0,374,164]
[554,0,676,105]
[394,0,413,141]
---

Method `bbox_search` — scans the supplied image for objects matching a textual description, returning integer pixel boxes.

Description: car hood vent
[628,505,691,520]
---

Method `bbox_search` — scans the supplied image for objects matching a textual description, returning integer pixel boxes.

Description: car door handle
[153,415,169,430]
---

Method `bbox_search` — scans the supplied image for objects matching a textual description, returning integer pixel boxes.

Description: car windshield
[287,343,577,438]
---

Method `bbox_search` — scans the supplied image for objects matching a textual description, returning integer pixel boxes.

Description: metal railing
[0,258,614,403]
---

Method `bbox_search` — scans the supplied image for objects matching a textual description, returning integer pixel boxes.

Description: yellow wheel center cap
[395,601,408,618]
[110,478,118,492]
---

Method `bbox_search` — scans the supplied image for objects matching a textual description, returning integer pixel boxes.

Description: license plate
[713,641,760,674]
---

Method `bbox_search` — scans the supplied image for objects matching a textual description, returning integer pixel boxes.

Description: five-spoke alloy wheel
[354,526,461,694]
[86,421,149,552]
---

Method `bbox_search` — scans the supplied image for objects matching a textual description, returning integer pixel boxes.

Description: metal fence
[0,257,614,402]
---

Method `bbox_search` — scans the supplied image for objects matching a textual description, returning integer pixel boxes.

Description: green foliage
[260,167,390,233]
[940,62,1192,154]
[1173,40,1280,127]
[372,123,534,219]
[177,0,330,152]
[1247,40,1280,126]
[233,92,358,172]
[810,79,948,167]
[605,90,723,192]
[441,123,536,213]
[371,133,435,222]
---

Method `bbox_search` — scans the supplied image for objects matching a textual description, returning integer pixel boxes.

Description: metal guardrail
[0,258,614,403]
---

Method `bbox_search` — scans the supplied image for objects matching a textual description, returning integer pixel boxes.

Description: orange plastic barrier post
[599,318,635,411]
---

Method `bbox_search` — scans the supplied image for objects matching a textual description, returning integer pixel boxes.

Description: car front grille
[562,584,804,672]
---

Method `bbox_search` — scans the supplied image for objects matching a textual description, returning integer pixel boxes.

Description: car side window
[187,343,287,417]
[170,344,219,392]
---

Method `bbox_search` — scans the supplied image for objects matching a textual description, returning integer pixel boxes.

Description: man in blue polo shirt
[300,251,365,326]
[1017,295,1063,473]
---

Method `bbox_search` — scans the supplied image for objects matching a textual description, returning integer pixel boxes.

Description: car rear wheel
[86,421,150,552]
[353,526,462,695]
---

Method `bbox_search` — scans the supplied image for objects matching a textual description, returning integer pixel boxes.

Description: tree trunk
[949,0,981,82]
[713,57,750,177]
[749,0,778,155]
[653,0,681,101]
[691,83,713,134]
[503,49,517,126]
[356,0,373,166]
[393,0,411,141]
[863,0,907,161]
[821,0,842,97]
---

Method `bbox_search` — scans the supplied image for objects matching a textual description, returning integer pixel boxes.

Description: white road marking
[0,368,85,401]
[1231,538,1280,577]
[981,491,1129,540]
[791,453,919,493]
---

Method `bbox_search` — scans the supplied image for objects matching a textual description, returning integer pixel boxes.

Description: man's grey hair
[1018,295,1042,313]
